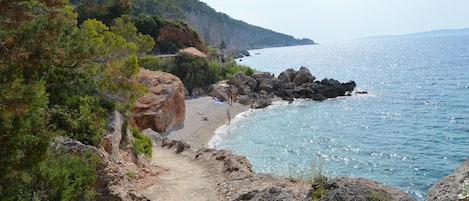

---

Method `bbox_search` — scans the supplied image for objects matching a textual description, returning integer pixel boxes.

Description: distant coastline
[359,27,469,40]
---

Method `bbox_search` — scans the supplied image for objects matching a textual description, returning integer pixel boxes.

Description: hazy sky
[199,0,469,42]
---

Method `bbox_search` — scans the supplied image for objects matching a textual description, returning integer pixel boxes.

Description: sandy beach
[160,96,250,150]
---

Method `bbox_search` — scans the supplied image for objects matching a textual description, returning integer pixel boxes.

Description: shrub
[288,157,329,184]
[222,60,255,79]
[131,127,152,157]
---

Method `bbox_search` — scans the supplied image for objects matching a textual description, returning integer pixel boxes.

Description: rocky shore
[142,131,415,201]
[49,67,469,200]
[209,66,357,109]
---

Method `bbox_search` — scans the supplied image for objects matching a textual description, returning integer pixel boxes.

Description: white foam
[207,109,255,149]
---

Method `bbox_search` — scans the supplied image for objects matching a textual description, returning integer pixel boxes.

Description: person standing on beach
[226,109,231,124]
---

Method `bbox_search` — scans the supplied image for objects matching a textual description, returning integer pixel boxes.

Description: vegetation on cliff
[0,1,151,199]
[130,0,315,50]
[71,0,314,50]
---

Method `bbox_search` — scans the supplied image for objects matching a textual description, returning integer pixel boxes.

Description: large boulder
[425,157,469,200]
[293,86,315,99]
[251,93,272,109]
[278,68,297,83]
[229,72,251,86]
[318,177,415,201]
[252,72,274,92]
[293,66,315,86]
[209,81,229,101]
[133,69,185,132]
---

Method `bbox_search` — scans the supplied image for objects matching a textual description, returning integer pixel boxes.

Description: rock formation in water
[425,157,469,200]
[210,66,356,109]
[132,69,186,132]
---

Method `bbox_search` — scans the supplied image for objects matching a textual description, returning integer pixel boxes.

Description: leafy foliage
[1,0,152,199]
[1,148,99,201]
[222,60,255,79]
[131,127,152,157]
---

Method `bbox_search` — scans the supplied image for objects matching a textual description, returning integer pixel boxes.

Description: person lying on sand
[197,111,209,121]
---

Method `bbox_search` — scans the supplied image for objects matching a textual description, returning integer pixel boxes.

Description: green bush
[0,149,99,201]
[288,157,328,184]
[222,61,255,79]
[131,127,152,157]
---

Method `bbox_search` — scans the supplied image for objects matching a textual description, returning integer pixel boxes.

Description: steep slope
[130,0,315,50]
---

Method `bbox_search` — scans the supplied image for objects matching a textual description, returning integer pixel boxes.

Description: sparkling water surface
[209,35,469,200]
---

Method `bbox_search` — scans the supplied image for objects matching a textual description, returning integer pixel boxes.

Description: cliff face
[132,69,185,132]
[156,22,209,54]
[183,10,315,50]
[130,0,314,50]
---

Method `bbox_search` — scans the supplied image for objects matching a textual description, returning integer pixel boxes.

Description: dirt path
[142,146,221,201]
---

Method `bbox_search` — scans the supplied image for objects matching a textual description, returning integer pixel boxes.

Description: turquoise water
[209,35,469,200]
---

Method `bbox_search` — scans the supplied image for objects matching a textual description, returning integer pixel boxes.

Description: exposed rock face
[425,157,469,200]
[156,23,209,54]
[102,111,124,162]
[318,177,415,201]
[51,136,150,201]
[133,69,185,132]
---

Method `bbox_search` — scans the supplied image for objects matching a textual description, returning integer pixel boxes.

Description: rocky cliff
[130,0,314,50]
[132,69,186,132]
[51,111,160,201]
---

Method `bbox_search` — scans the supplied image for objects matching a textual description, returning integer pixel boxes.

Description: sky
[199,0,469,42]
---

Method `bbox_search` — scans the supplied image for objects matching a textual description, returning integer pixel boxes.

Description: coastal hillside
[130,0,315,50]
[361,27,469,40]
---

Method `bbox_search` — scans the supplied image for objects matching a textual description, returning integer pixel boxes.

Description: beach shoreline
[159,96,250,150]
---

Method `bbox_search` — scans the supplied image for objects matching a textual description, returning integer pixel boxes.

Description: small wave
[207,109,255,149]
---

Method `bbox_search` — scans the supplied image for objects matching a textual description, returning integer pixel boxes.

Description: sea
[208,34,469,200]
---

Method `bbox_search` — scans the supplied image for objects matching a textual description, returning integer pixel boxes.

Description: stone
[102,111,124,162]
[209,82,229,101]
[293,86,315,99]
[252,72,274,92]
[133,69,185,133]
[279,68,297,82]
[319,177,416,201]
[293,66,315,86]
[237,95,251,105]
[252,93,272,109]
[311,93,327,101]
[229,72,251,86]
[425,157,469,201]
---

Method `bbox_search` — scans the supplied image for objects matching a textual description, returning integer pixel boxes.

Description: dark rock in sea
[251,93,272,109]
[252,72,274,92]
[323,86,339,98]
[342,81,357,93]
[311,93,327,101]
[293,66,316,86]
[281,68,298,82]
[293,86,315,99]
[208,66,356,108]
[425,157,469,200]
